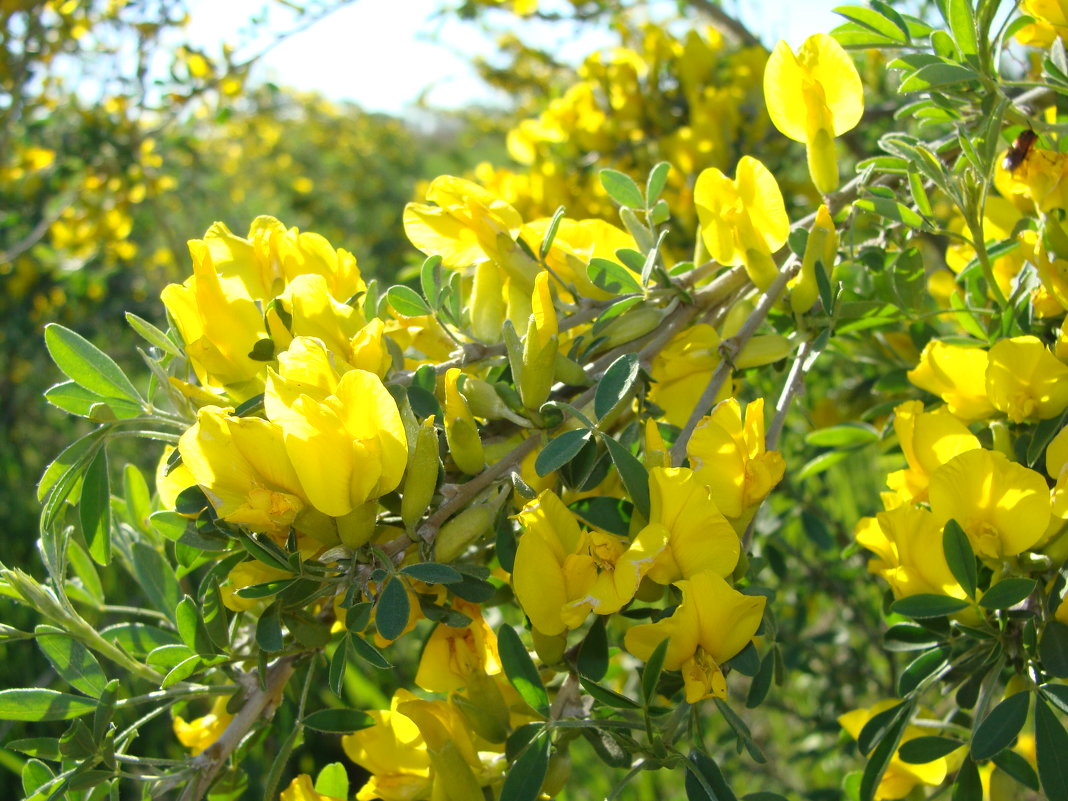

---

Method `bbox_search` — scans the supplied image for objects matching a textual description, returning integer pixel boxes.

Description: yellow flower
[519,270,558,409]
[763,34,864,194]
[986,336,1068,422]
[275,274,366,360]
[855,506,966,599]
[695,156,789,289]
[443,368,486,475]
[648,323,730,428]
[280,775,343,801]
[642,467,740,584]
[907,341,994,422]
[1002,146,1068,212]
[512,490,667,636]
[173,696,232,756]
[1015,0,1068,47]
[624,570,765,702]
[791,204,837,313]
[839,701,949,800]
[414,601,502,694]
[342,690,432,801]
[160,240,267,396]
[884,401,980,505]
[928,449,1051,559]
[264,363,407,521]
[178,406,306,535]
[687,398,785,524]
[523,216,638,301]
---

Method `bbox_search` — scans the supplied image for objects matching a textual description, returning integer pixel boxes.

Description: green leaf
[641,637,669,705]
[1036,695,1068,799]
[44,381,141,419]
[860,702,912,801]
[499,729,549,801]
[942,520,977,598]
[946,0,977,55]
[399,563,463,585]
[569,497,633,538]
[387,285,431,317]
[971,691,1029,761]
[349,635,392,669]
[898,736,964,764]
[587,257,642,296]
[256,603,284,653]
[854,198,929,230]
[497,624,549,717]
[884,623,943,652]
[8,737,62,761]
[578,677,640,709]
[599,169,644,209]
[858,700,909,755]
[897,62,979,92]
[419,255,444,309]
[44,324,142,405]
[833,5,909,42]
[130,543,180,624]
[992,749,1040,791]
[101,622,180,656]
[0,689,96,721]
[1040,620,1068,678]
[126,312,181,357]
[889,594,970,619]
[375,577,410,642]
[577,617,608,681]
[315,762,349,800]
[22,758,53,796]
[1041,683,1068,714]
[898,646,949,695]
[952,758,982,801]
[804,423,879,448]
[35,627,107,698]
[329,637,348,695]
[176,596,215,656]
[979,578,1036,610]
[603,436,650,520]
[594,354,640,420]
[685,749,738,801]
[79,448,111,566]
[535,429,592,476]
[539,207,566,260]
[646,162,671,205]
[746,651,775,709]
[302,708,374,734]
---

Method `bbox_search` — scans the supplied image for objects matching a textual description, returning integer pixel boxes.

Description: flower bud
[807,127,839,195]
[443,368,485,475]
[461,377,529,425]
[520,271,558,410]
[734,334,793,369]
[401,416,441,533]
[336,500,379,549]
[792,203,836,313]
[598,307,663,348]
[434,498,499,562]
[470,261,506,344]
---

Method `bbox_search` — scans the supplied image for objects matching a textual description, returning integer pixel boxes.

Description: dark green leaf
[44,324,141,405]
[568,497,633,538]
[7,737,62,760]
[35,626,107,698]
[1036,695,1068,799]
[979,578,1036,610]
[971,691,1029,761]
[595,354,640,421]
[79,448,111,565]
[256,603,284,653]
[992,749,1040,791]
[577,618,608,681]
[860,703,912,801]
[603,436,650,520]
[499,729,549,801]
[587,257,642,296]
[387,285,431,317]
[329,637,348,695]
[943,520,977,597]
[885,624,942,653]
[898,736,963,764]
[375,577,410,642]
[1041,620,1068,678]
[498,624,549,717]
[302,708,374,734]
[400,563,463,584]
[349,635,392,669]
[1041,683,1068,714]
[0,689,96,721]
[130,543,180,624]
[898,646,949,695]
[599,169,644,209]
[685,749,738,801]
[890,594,970,619]
[641,637,669,705]
[535,429,592,476]
[858,700,909,756]
[578,677,640,709]
[952,758,982,801]
[746,651,775,709]
[176,596,215,656]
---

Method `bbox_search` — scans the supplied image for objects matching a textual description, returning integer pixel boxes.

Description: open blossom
[907,341,994,422]
[884,400,979,505]
[173,696,232,756]
[763,33,864,194]
[624,570,765,702]
[928,448,1051,559]
[986,336,1068,422]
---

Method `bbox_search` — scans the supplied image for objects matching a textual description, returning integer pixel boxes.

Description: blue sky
[186,0,844,115]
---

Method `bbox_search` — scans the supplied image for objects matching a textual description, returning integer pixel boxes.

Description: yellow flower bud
[402,417,441,533]
[434,494,502,562]
[520,271,558,409]
[443,368,485,475]
[792,204,836,313]
[598,306,664,348]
